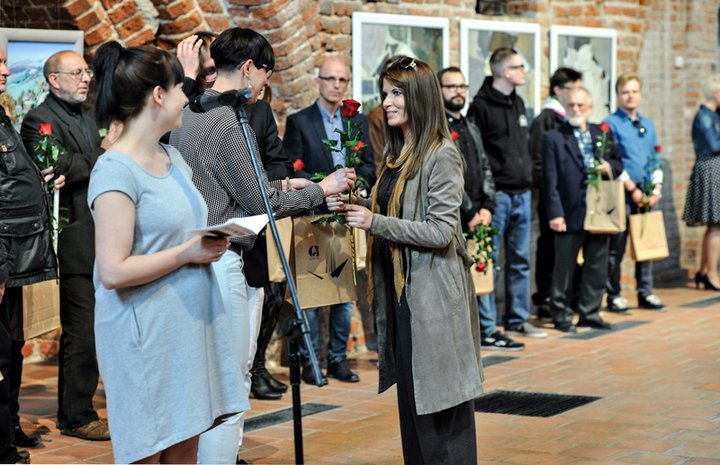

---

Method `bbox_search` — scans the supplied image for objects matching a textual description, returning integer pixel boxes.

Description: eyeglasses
[507,63,525,71]
[317,76,349,85]
[632,119,646,136]
[53,69,93,79]
[441,84,469,91]
[394,56,417,71]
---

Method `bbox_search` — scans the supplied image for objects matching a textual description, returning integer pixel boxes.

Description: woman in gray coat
[330,57,483,465]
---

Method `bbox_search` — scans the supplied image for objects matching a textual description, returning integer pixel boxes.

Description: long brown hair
[379,56,450,180]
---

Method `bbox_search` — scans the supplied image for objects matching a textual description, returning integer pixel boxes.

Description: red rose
[39,123,52,136]
[655,145,662,153]
[599,122,610,133]
[293,159,305,172]
[351,140,365,152]
[475,262,486,273]
[341,99,361,118]
[450,131,460,141]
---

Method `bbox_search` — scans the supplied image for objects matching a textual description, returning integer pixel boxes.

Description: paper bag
[584,180,626,234]
[467,240,494,296]
[22,279,60,340]
[354,228,367,271]
[266,216,294,282]
[629,211,669,262]
[293,215,357,309]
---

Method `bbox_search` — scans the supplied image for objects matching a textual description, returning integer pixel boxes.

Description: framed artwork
[460,20,541,120]
[352,12,449,112]
[550,26,617,122]
[0,28,84,130]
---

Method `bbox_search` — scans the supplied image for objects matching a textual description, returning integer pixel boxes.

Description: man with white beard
[542,88,623,333]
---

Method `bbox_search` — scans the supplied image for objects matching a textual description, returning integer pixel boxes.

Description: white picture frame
[460,19,541,120]
[550,25,617,122]
[352,12,449,112]
[0,27,84,130]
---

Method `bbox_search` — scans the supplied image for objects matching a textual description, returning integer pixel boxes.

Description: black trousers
[0,287,19,455]
[57,274,99,429]
[551,232,609,326]
[534,192,555,302]
[392,293,477,465]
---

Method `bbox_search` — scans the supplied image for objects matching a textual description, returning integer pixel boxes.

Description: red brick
[158,0,196,20]
[198,0,225,13]
[158,10,204,35]
[205,15,232,32]
[125,27,156,46]
[84,21,115,46]
[108,1,138,24]
[116,14,147,40]
[65,0,94,17]
[75,5,103,31]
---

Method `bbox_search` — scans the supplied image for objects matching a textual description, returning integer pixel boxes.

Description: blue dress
[87,145,247,463]
[683,105,720,225]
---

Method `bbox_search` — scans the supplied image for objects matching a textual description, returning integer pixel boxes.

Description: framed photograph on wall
[0,27,84,130]
[352,12,449,112]
[460,20,541,120]
[550,25,617,122]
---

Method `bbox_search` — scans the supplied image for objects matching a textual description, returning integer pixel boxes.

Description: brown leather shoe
[61,419,110,441]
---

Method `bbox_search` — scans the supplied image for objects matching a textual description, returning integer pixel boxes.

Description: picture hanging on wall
[0,27,84,131]
[460,20,541,121]
[352,12,449,112]
[550,25,617,122]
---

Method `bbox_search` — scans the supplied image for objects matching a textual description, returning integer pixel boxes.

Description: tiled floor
[16,283,720,464]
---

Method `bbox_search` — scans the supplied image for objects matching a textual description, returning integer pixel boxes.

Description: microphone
[188,88,253,113]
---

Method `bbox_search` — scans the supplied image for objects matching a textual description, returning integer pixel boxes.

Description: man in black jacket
[467,47,546,348]
[438,67,495,233]
[528,68,583,318]
[0,46,61,463]
[21,51,110,441]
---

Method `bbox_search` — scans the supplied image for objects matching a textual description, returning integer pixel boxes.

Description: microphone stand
[233,104,322,465]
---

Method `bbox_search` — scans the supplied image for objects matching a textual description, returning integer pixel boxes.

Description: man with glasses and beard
[437,67,495,235]
[603,73,666,313]
[543,88,623,333]
[21,50,112,442]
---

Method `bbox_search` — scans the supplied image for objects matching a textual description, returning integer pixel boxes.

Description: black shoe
[0,446,29,464]
[12,425,41,448]
[606,296,632,314]
[481,331,525,351]
[554,323,577,333]
[261,367,288,393]
[301,365,328,386]
[327,360,360,383]
[577,318,613,330]
[251,374,282,400]
[638,294,667,310]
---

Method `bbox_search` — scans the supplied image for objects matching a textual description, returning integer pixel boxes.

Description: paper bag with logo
[266,216,294,282]
[467,240,493,296]
[293,215,356,309]
[22,279,60,340]
[629,211,669,262]
[584,180,626,234]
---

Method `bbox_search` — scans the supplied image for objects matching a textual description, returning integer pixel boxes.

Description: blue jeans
[478,191,532,337]
[301,302,353,364]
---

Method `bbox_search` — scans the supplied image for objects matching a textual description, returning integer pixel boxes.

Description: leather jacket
[0,111,57,287]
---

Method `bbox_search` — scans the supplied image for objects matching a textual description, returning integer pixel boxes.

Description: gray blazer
[367,140,484,415]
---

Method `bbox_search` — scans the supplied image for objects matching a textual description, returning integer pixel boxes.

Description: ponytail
[93,41,123,130]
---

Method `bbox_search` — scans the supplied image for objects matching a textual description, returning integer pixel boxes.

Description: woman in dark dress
[328,57,483,465]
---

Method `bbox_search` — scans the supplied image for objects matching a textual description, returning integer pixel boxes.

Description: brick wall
[1,0,718,286]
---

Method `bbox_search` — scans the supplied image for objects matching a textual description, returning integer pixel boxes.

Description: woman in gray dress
[88,42,244,463]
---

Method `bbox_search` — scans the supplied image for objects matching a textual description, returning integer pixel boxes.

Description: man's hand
[549,216,567,232]
[176,35,202,79]
[597,159,611,175]
[468,209,493,231]
[0,282,5,304]
[631,188,644,206]
[41,167,65,191]
[647,194,659,208]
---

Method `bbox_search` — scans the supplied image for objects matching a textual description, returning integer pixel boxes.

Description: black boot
[11,425,40,448]
[258,364,288,393]
[250,366,282,400]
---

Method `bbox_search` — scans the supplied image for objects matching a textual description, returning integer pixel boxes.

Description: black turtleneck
[48,92,95,149]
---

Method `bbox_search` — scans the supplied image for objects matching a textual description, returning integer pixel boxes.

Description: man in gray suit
[21,51,110,441]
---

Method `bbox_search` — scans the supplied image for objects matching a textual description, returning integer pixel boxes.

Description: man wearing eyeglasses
[603,73,666,313]
[467,47,548,345]
[282,58,374,385]
[21,51,111,442]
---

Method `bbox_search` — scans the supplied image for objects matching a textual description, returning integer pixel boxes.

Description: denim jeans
[478,191,531,337]
[301,302,353,364]
[606,202,654,299]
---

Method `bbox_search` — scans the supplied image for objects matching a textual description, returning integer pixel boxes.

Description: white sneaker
[607,296,631,313]
[505,322,548,339]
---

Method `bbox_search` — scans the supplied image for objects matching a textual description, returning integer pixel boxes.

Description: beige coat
[368,141,484,415]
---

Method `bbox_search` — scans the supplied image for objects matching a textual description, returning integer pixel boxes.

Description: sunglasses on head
[632,119,646,136]
[394,56,417,71]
